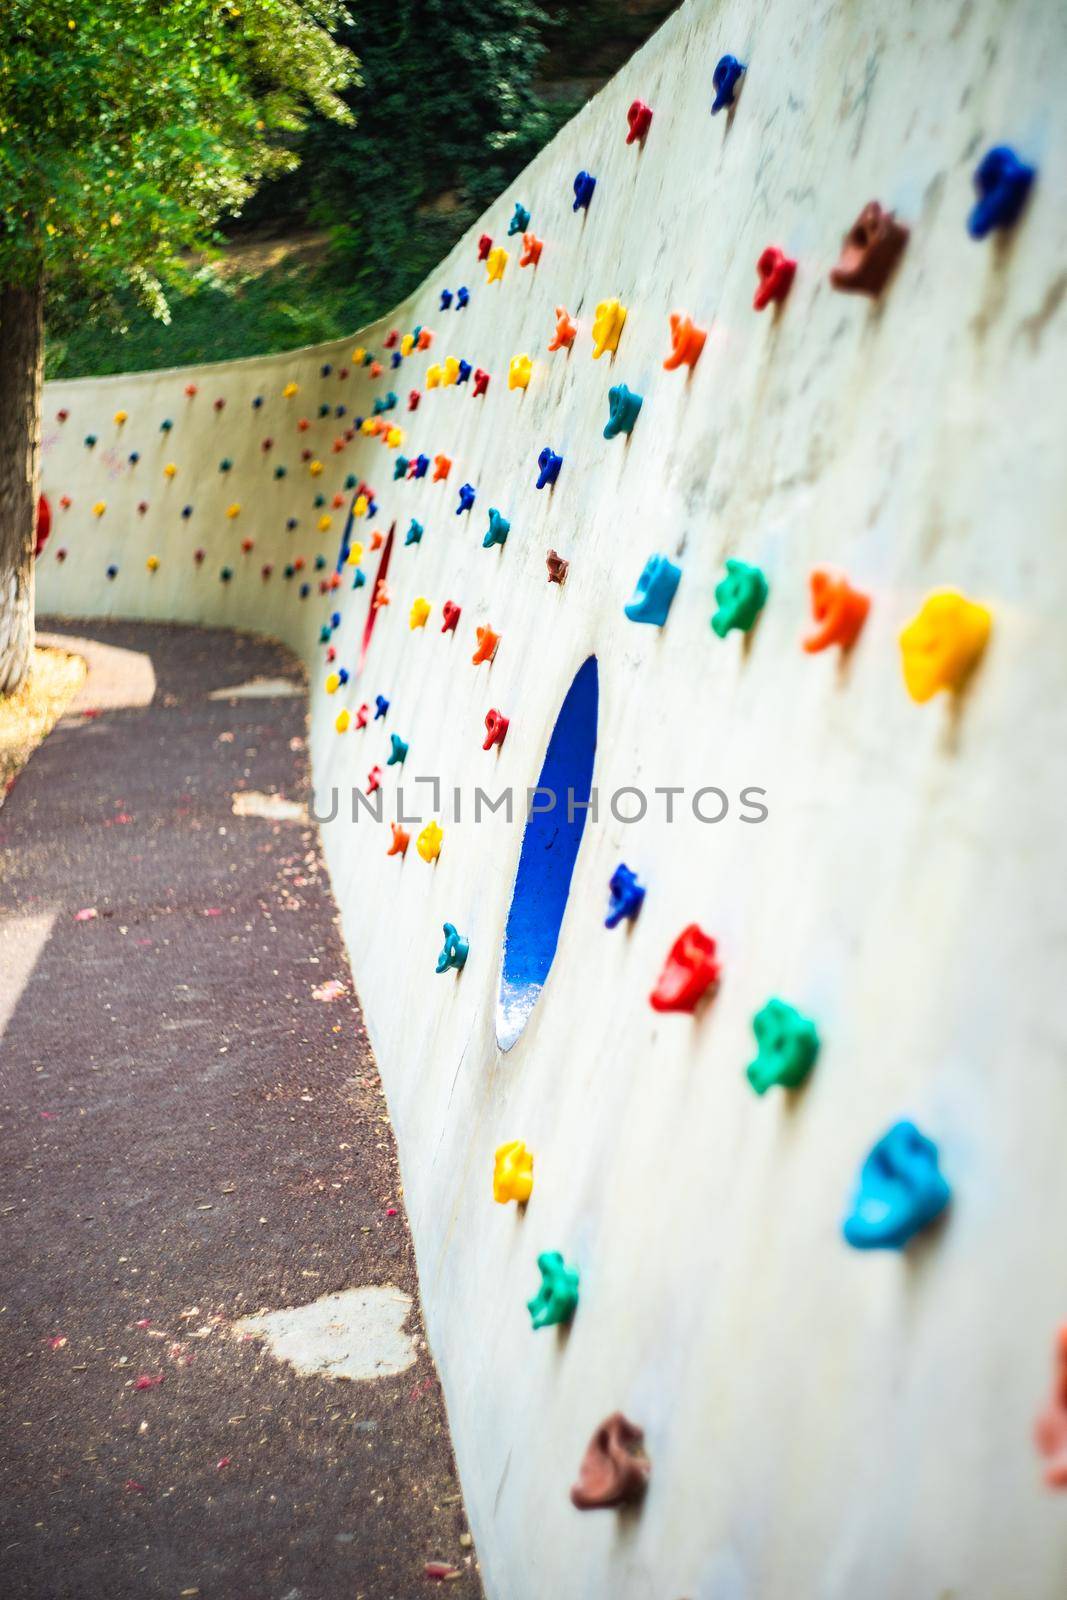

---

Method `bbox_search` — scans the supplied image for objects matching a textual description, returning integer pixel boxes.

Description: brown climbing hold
[829,201,909,296]
[547,550,569,586]
[570,1413,650,1510]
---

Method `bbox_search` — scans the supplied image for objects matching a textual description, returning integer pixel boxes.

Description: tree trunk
[0,274,44,697]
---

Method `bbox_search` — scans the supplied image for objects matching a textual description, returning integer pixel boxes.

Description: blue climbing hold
[286,517,298,530]
[456,482,476,515]
[129,451,141,465]
[604,384,643,439]
[411,454,430,479]
[484,508,511,549]
[181,505,193,519]
[387,733,408,766]
[712,54,745,113]
[321,362,333,377]
[299,582,310,597]
[374,694,389,720]
[842,1120,951,1250]
[405,518,424,546]
[606,864,645,929]
[967,145,1036,239]
[390,351,402,369]
[336,404,347,417]
[624,554,681,626]
[368,500,379,517]
[536,448,563,490]
[106,564,118,579]
[508,202,531,236]
[436,922,469,974]
[456,286,470,309]
[440,289,454,310]
[331,611,341,629]
[456,359,472,385]
[252,395,264,408]
[573,170,596,211]
[338,668,349,686]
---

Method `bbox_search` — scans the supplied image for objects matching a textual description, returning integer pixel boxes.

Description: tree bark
[0,274,44,697]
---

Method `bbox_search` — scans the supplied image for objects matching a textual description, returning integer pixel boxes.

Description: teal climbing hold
[747,999,820,1094]
[436,922,469,974]
[604,384,643,439]
[483,508,510,549]
[387,733,408,766]
[527,1251,579,1329]
[711,559,768,637]
[405,519,424,546]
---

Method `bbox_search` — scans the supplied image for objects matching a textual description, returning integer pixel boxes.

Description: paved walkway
[0,620,478,1600]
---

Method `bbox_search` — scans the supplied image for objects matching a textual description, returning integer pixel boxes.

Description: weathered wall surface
[37,0,1067,1594]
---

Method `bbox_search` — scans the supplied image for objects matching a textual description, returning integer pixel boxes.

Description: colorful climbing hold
[754,246,797,310]
[711,559,768,637]
[433,454,452,481]
[571,1415,650,1511]
[573,171,596,211]
[410,597,431,629]
[387,823,409,857]
[442,356,461,386]
[528,1252,579,1330]
[456,286,470,308]
[804,569,870,653]
[549,307,577,352]
[520,233,543,267]
[493,1140,533,1205]
[439,288,454,310]
[472,626,500,665]
[508,353,532,390]
[968,146,1035,238]
[663,313,706,370]
[508,202,530,236]
[899,590,991,702]
[483,509,510,549]
[436,922,468,974]
[417,819,443,863]
[146,555,160,572]
[842,1121,951,1250]
[472,367,490,397]
[605,864,645,929]
[374,695,389,720]
[477,233,492,260]
[830,202,909,295]
[626,99,653,144]
[536,448,562,489]
[405,518,424,546]
[366,766,382,794]
[591,299,626,359]
[711,54,745,113]
[425,365,443,390]
[483,709,509,751]
[747,999,820,1094]
[336,708,351,734]
[604,383,642,439]
[408,390,421,411]
[546,550,569,585]
[456,482,476,515]
[442,601,461,633]
[387,734,408,767]
[625,554,681,626]
[650,925,720,1013]
[486,246,508,284]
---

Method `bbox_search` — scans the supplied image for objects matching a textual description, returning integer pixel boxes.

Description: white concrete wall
[37,0,1067,1593]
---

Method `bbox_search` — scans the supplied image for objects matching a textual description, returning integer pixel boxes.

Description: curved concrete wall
[37,0,1067,1593]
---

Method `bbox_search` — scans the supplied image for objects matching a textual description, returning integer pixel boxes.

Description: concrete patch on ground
[235,1286,417,1380]
[231,789,308,822]
[209,677,303,700]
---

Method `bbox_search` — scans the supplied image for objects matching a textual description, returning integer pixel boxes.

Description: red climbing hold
[366,766,382,794]
[477,233,492,261]
[472,368,490,397]
[650,925,720,1013]
[753,246,796,311]
[355,703,370,729]
[441,601,461,634]
[483,709,509,751]
[408,390,421,411]
[626,100,653,144]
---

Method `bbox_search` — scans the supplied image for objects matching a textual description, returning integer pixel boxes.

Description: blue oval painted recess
[497,656,599,1052]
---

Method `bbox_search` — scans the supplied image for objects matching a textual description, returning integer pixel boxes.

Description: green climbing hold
[527,1251,579,1330]
[747,998,819,1094]
[711,559,768,637]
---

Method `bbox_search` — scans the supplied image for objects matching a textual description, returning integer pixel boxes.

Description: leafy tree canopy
[0,0,359,317]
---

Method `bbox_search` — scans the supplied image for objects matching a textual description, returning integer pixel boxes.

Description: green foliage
[0,0,358,308]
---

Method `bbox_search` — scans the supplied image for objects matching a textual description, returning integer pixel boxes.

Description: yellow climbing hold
[486,245,508,283]
[409,597,431,630]
[508,353,532,391]
[899,590,992,703]
[113,409,127,425]
[400,333,415,357]
[346,542,364,566]
[326,672,341,694]
[309,459,323,476]
[425,364,443,390]
[493,1140,534,1205]
[163,463,177,478]
[146,554,159,572]
[283,381,299,398]
[591,298,627,359]
[353,494,368,517]
[226,503,241,519]
[352,347,365,364]
[416,819,443,863]
[92,501,106,516]
[442,356,460,386]
[336,707,351,733]
[318,514,333,532]
[386,426,404,448]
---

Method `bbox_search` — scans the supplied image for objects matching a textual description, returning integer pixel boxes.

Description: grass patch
[0,646,88,801]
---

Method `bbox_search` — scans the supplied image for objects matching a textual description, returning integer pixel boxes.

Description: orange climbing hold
[433,454,452,481]
[520,232,543,267]
[549,307,577,352]
[803,569,870,653]
[370,531,384,550]
[373,579,391,609]
[387,823,410,858]
[472,626,500,665]
[663,313,707,371]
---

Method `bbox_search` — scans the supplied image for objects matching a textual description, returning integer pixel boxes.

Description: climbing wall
[37,0,1067,1593]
